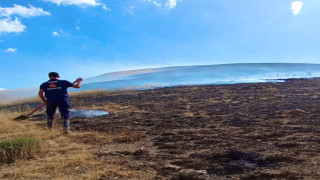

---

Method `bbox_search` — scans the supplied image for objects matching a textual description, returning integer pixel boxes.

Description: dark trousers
[46,100,70,128]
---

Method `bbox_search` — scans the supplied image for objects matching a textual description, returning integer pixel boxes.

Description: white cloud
[166,0,177,9]
[0,88,5,91]
[75,19,80,31]
[42,0,99,7]
[153,1,162,7]
[0,4,50,18]
[52,31,60,36]
[52,29,69,37]
[144,0,162,8]
[42,0,111,12]
[291,1,303,15]
[144,0,180,9]
[4,48,17,53]
[0,4,50,35]
[0,18,25,34]
[124,6,134,15]
[102,4,111,12]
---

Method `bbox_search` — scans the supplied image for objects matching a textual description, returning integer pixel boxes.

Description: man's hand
[76,77,83,82]
[42,100,47,105]
[72,78,83,89]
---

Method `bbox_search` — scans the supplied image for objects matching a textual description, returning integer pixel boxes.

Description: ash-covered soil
[9,78,320,179]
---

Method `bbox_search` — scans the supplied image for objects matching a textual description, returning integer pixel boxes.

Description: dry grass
[0,110,48,141]
[0,109,154,179]
[104,103,144,114]
[67,128,141,145]
[0,112,22,135]
[69,89,108,98]
[0,132,145,179]
[0,137,42,164]
[112,128,141,143]
[0,97,41,108]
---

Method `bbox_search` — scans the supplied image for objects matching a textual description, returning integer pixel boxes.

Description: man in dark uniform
[38,72,82,134]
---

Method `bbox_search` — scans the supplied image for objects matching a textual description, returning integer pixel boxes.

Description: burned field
[9,78,320,179]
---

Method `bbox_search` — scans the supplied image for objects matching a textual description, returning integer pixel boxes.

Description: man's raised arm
[72,78,83,89]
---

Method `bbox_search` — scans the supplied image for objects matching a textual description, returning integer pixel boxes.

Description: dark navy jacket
[40,79,73,101]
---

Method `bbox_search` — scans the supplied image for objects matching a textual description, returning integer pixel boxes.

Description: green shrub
[0,137,42,164]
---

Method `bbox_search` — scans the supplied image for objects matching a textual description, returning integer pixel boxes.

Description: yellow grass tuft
[112,128,141,143]
[0,137,42,164]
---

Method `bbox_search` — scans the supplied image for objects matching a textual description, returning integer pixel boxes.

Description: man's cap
[48,72,60,77]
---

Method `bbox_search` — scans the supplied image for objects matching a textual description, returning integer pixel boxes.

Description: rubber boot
[47,119,54,130]
[63,119,72,134]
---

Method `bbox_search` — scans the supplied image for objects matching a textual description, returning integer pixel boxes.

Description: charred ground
[3,78,320,179]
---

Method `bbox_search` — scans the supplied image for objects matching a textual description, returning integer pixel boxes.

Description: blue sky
[0,0,319,90]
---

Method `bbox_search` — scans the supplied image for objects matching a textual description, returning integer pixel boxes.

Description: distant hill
[1,63,320,104]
